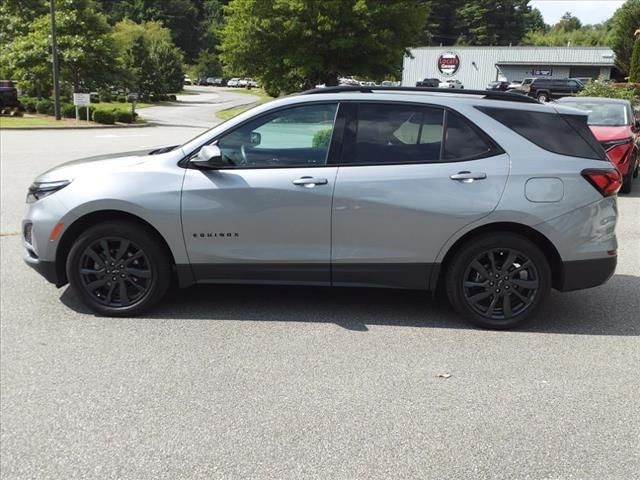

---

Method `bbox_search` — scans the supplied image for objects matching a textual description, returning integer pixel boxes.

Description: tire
[620,167,633,194]
[66,221,171,316]
[536,92,548,102]
[445,232,551,329]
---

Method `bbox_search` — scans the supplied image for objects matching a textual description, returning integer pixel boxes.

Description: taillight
[601,138,632,166]
[581,169,622,197]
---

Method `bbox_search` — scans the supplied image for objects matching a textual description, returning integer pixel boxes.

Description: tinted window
[443,111,500,160]
[217,103,338,168]
[352,104,444,164]
[477,106,606,160]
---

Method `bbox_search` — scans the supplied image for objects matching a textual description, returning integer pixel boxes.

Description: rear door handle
[292,176,328,187]
[450,171,487,182]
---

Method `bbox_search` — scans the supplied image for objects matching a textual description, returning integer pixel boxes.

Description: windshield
[565,102,629,126]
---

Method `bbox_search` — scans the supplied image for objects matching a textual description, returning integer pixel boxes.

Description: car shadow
[60,274,640,336]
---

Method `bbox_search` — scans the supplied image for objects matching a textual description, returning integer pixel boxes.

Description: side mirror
[250,131,261,146]
[190,144,225,169]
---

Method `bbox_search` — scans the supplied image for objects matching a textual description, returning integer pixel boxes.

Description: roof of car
[556,96,631,105]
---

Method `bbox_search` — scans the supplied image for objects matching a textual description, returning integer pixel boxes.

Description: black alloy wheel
[67,221,171,316]
[462,248,539,321]
[446,233,551,329]
[78,237,152,308]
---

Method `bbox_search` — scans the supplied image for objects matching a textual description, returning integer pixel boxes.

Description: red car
[557,96,639,193]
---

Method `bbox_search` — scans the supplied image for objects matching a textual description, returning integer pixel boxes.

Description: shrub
[98,89,113,103]
[117,95,127,103]
[90,93,100,103]
[311,128,333,148]
[115,110,134,123]
[35,99,54,115]
[21,97,38,113]
[77,105,96,120]
[92,109,116,124]
[578,81,638,104]
[62,103,76,118]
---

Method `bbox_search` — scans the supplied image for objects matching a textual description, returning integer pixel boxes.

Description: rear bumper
[557,256,617,292]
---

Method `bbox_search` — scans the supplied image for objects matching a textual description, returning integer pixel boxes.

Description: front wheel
[445,233,551,329]
[66,221,171,316]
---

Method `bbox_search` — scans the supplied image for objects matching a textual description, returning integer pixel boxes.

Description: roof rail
[301,85,541,104]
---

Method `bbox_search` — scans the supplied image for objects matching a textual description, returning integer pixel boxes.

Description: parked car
[227,78,240,88]
[183,75,193,86]
[556,96,639,193]
[23,86,620,329]
[439,79,464,89]
[0,80,19,108]
[507,80,523,91]
[380,80,396,87]
[486,81,510,91]
[206,77,224,86]
[244,78,259,88]
[525,78,583,102]
[573,77,594,85]
[415,78,440,88]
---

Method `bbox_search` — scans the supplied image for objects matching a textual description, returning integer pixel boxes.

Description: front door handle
[450,171,487,183]
[292,176,328,187]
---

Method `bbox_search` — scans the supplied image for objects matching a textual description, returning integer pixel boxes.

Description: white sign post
[73,93,91,124]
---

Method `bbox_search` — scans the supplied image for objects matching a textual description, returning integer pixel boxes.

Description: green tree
[95,0,203,62]
[555,12,582,32]
[112,20,184,97]
[421,0,461,45]
[194,50,223,78]
[220,0,428,96]
[522,21,613,46]
[3,0,118,95]
[611,0,640,74]
[630,38,640,81]
[455,0,535,46]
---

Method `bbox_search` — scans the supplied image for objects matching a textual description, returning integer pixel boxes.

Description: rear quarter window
[476,106,606,160]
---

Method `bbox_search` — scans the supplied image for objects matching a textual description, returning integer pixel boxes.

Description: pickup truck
[415,78,440,88]
[0,80,19,109]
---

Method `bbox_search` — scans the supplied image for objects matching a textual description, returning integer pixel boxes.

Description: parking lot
[1,89,639,479]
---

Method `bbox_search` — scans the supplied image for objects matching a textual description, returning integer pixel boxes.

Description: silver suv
[23,87,621,329]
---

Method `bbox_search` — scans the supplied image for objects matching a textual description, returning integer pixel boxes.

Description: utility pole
[50,0,61,120]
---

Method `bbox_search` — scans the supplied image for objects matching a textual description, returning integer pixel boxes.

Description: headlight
[26,180,71,203]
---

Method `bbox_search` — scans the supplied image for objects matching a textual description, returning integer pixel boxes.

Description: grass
[0,100,161,128]
[92,101,155,111]
[217,89,274,120]
[0,115,79,128]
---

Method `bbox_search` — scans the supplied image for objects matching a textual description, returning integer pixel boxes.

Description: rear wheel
[445,233,551,329]
[66,221,171,316]
[536,92,548,102]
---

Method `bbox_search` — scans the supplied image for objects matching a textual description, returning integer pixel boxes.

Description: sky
[530,0,625,25]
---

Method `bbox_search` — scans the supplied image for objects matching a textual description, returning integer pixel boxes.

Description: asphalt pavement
[1,88,639,479]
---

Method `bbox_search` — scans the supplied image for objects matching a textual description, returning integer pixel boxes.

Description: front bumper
[23,251,62,286]
[557,256,617,292]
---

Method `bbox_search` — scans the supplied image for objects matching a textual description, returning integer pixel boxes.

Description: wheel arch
[432,222,563,291]
[55,210,193,287]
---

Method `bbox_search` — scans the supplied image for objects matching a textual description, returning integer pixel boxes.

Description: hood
[588,125,633,142]
[36,145,179,182]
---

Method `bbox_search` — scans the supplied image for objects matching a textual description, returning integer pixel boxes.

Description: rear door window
[443,110,501,161]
